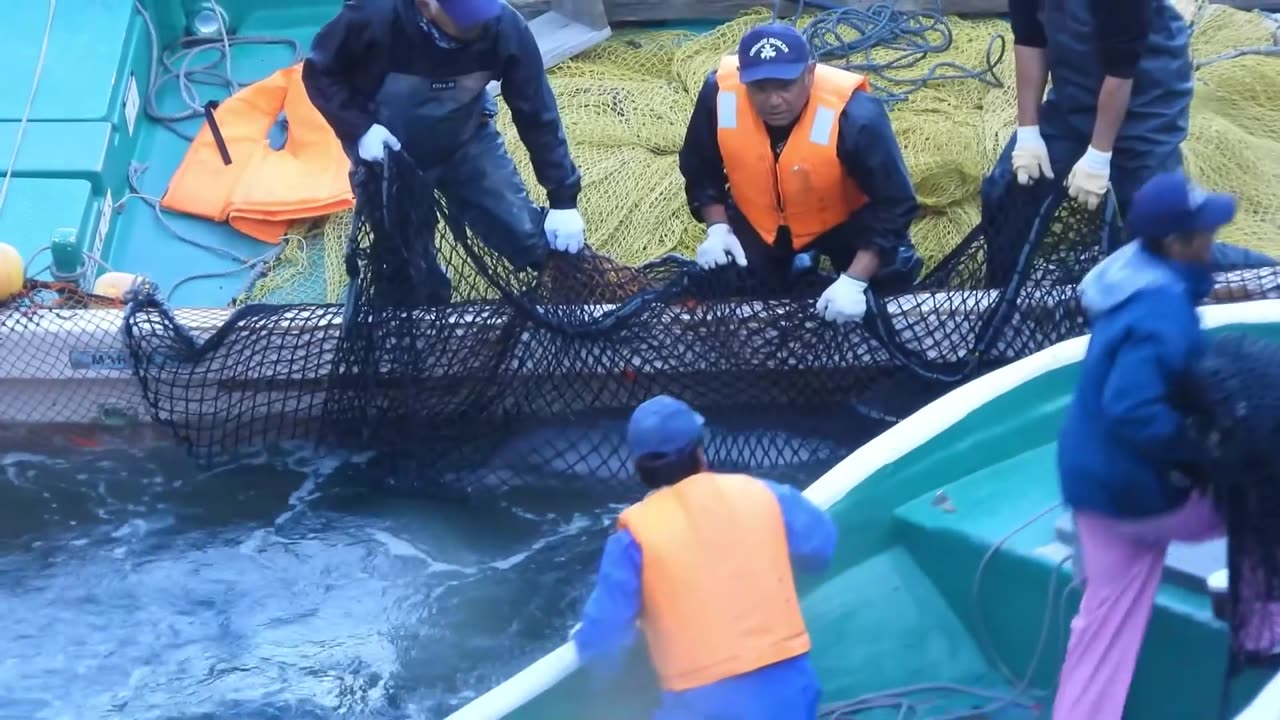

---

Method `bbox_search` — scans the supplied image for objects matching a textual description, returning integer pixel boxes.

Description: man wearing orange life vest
[679,23,923,324]
[571,394,837,719]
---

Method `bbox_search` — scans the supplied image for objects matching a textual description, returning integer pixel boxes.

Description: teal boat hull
[449,300,1280,720]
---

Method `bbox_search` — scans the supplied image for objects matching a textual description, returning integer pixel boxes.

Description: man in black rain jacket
[303,0,586,297]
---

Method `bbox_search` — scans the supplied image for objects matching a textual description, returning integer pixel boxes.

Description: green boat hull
[452,302,1280,720]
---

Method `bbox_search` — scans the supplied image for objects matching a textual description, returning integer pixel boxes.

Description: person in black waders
[302,0,587,304]
[983,0,1274,281]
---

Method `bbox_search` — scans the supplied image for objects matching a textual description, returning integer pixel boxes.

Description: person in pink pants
[1052,171,1265,718]
[1060,490,1280,716]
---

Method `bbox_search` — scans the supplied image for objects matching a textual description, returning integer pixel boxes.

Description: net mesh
[233,3,1280,307]
[118,145,1124,496]
[0,283,145,427]
[1177,332,1280,662]
[3,3,1279,499]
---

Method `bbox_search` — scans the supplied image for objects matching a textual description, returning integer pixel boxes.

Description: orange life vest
[714,55,871,250]
[162,63,354,243]
[617,472,810,691]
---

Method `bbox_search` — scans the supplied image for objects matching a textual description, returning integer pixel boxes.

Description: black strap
[203,100,233,166]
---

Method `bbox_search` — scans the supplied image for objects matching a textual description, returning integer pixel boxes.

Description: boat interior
[484,317,1280,720]
[1,0,637,309]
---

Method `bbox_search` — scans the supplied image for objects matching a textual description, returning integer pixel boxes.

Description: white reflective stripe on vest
[717,91,738,129]
[808,104,838,146]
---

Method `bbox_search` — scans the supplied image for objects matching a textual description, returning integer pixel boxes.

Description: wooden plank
[553,0,608,30]
[488,5,613,97]
[526,11,614,67]
[508,0,1280,22]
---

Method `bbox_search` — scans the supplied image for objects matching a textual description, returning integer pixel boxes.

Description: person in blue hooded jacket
[571,394,837,719]
[983,0,1273,275]
[302,0,586,302]
[1051,170,1236,718]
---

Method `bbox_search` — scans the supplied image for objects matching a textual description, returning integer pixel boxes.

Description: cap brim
[740,62,808,84]
[1192,193,1237,232]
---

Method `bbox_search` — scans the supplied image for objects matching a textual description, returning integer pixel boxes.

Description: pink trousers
[1052,491,1280,719]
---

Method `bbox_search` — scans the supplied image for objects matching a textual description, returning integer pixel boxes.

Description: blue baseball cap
[737,23,813,84]
[1127,170,1237,241]
[626,395,706,458]
[436,0,502,30]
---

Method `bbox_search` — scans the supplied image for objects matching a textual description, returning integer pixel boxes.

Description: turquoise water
[0,440,627,720]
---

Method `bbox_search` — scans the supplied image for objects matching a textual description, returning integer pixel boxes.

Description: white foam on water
[274,472,323,529]
[110,517,149,539]
[2,452,64,492]
[1,452,61,466]
[487,511,611,571]
[0,435,630,720]
[368,528,477,575]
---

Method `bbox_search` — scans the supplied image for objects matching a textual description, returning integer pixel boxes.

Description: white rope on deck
[0,0,55,220]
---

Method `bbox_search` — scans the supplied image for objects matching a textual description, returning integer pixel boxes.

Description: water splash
[0,440,612,719]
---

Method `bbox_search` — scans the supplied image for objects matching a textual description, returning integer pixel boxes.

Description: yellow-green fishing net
[237,3,1280,306]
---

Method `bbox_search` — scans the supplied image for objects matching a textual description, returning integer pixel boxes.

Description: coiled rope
[816,502,1074,719]
[769,0,1006,107]
[1,0,302,299]
[130,0,301,141]
[113,0,302,302]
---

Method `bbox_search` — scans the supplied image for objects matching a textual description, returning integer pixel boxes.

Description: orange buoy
[92,271,142,300]
[0,242,24,301]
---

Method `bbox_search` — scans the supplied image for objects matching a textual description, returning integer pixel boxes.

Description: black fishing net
[1180,331,1280,662]
[119,151,1125,497]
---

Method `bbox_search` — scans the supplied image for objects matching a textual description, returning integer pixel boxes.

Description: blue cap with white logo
[737,23,813,84]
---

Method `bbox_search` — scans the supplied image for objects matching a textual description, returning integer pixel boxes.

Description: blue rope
[771,0,1007,108]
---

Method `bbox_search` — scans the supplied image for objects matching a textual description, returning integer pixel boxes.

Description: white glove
[1067,146,1111,211]
[356,124,401,163]
[545,208,585,254]
[1207,568,1229,594]
[695,223,747,269]
[1010,125,1054,186]
[815,274,868,324]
